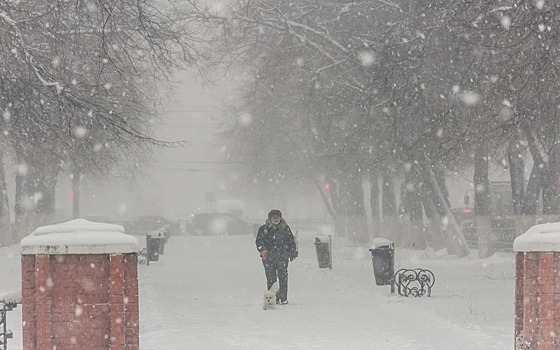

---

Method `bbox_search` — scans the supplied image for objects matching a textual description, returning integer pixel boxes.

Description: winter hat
[268,209,282,219]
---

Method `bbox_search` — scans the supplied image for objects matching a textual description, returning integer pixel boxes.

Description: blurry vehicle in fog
[83,215,112,223]
[456,181,517,251]
[126,215,174,236]
[211,199,245,219]
[191,213,259,236]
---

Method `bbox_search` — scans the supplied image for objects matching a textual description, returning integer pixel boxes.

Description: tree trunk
[507,139,526,216]
[474,143,494,258]
[27,163,58,231]
[382,171,397,217]
[542,144,560,215]
[522,161,541,216]
[14,144,29,242]
[0,152,13,246]
[418,166,446,251]
[381,168,399,243]
[403,166,426,249]
[345,167,368,245]
[328,176,347,238]
[434,167,451,213]
[315,176,345,237]
[15,148,59,240]
[72,172,81,219]
[369,170,381,238]
[428,169,470,257]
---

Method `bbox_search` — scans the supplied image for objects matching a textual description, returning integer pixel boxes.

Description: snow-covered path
[0,232,514,349]
[139,233,514,349]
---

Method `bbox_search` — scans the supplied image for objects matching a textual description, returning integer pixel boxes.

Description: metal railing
[0,298,19,350]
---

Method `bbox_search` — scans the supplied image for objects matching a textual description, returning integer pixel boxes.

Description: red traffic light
[324,182,330,191]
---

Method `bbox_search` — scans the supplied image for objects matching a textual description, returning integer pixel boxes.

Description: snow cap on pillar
[513,222,560,252]
[20,218,138,255]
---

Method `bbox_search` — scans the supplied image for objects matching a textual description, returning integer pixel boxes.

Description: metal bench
[394,268,435,297]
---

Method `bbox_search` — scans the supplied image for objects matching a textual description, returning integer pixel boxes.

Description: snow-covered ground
[0,231,514,349]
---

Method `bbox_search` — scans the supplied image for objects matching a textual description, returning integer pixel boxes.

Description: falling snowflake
[501,16,511,30]
[358,50,375,67]
[460,91,480,106]
[74,126,87,138]
[52,56,61,67]
[17,163,28,176]
[238,112,252,126]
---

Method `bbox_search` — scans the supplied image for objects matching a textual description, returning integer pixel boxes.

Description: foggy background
[47,71,514,226]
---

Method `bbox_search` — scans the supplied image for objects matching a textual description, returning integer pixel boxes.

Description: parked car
[82,215,112,223]
[191,213,259,236]
[126,215,173,236]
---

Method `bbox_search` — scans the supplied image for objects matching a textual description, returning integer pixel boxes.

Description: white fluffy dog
[262,282,279,310]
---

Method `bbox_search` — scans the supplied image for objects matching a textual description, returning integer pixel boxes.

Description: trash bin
[146,233,161,264]
[314,236,332,269]
[157,231,166,255]
[369,238,395,286]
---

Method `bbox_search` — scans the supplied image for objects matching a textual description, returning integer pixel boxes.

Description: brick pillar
[124,254,139,350]
[21,255,36,350]
[34,255,53,350]
[514,252,524,344]
[110,254,126,349]
[20,219,139,350]
[514,224,560,350]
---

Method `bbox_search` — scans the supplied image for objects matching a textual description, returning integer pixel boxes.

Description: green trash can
[156,230,166,255]
[369,238,395,287]
[146,233,161,265]
[314,236,332,269]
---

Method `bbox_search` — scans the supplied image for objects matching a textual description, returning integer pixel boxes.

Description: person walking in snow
[255,209,298,304]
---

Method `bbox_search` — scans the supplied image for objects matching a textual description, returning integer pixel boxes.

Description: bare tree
[0,0,217,239]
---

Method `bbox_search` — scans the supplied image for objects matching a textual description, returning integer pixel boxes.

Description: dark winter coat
[255,218,297,261]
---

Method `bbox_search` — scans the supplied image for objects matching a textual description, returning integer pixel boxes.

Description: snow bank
[0,290,21,304]
[370,237,394,249]
[514,222,560,252]
[20,219,138,255]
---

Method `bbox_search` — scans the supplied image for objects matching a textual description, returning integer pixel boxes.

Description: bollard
[513,222,560,349]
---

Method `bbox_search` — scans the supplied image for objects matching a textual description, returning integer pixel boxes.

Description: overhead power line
[154,160,245,164]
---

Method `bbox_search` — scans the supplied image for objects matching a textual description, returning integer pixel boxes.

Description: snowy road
[138,233,514,349]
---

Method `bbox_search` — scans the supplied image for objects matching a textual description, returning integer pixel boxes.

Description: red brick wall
[515,251,560,350]
[21,253,139,350]
[124,254,139,349]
